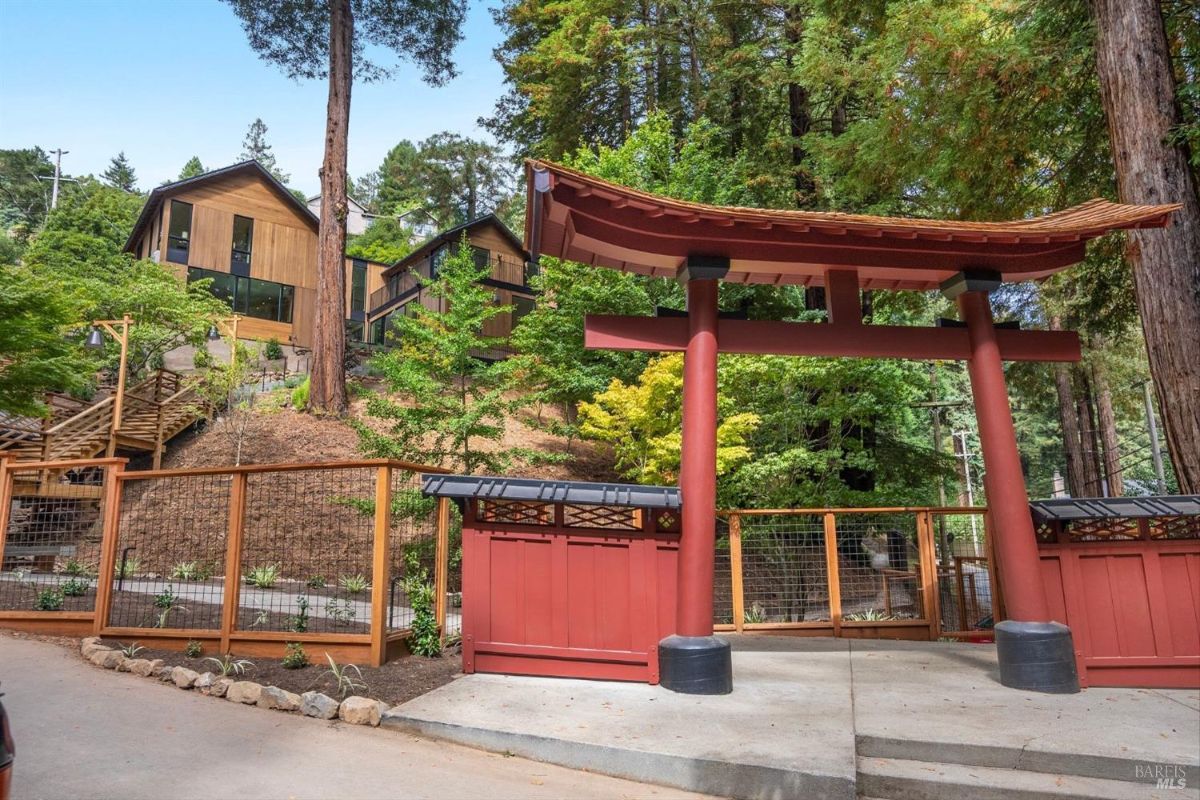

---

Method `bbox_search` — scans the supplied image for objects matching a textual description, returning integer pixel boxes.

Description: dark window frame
[166,200,192,264]
[187,266,294,324]
[231,215,254,275]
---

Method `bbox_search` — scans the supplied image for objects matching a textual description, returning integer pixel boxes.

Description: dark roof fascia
[1029,495,1200,523]
[124,161,318,252]
[381,214,530,278]
[421,474,681,509]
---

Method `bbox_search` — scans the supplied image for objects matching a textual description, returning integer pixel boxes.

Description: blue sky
[0,0,507,195]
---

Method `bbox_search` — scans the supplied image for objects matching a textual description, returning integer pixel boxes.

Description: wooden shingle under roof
[524,160,1182,290]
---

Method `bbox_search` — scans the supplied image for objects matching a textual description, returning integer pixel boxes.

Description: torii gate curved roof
[524,160,1180,290]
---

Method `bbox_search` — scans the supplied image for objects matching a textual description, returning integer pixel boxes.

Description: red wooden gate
[1035,512,1200,689]
[425,476,682,683]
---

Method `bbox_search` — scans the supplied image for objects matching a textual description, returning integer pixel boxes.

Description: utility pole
[954,430,980,545]
[49,148,68,209]
[1143,381,1167,494]
[913,363,966,565]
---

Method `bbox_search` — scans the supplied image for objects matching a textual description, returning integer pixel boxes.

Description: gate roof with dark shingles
[1029,495,1200,523]
[421,474,681,509]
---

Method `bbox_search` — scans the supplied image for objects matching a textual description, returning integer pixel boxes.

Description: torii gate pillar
[659,261,732,694]
[947,272,1079,693]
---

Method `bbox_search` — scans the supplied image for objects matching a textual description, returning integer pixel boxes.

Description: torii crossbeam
[525,159,1180,695]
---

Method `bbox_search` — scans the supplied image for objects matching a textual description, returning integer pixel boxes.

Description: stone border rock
[78,636,388,727]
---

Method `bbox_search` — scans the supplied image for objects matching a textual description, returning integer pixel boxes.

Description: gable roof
[383,213,528,277]
[124,160,317,253]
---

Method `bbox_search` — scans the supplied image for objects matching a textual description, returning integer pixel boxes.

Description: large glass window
[351,259,367,313]
[471,246,490,271]
[187,267,294,324]
[231,215,253,273]
[167,200,192,263]
[512,295,535,326]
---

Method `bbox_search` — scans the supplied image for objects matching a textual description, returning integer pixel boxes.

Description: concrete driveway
[0,633,708,800]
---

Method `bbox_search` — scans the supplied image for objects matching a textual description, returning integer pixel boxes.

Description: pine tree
[239,118,290,184]
[178,156,206,180]
[101,151,137,192]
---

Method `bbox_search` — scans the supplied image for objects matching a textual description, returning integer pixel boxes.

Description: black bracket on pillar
[939,269,1002,300]
[677,255,730,286]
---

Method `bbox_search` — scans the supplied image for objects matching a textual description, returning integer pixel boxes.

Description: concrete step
[857,734,1199,786]
[856,756,1197,800]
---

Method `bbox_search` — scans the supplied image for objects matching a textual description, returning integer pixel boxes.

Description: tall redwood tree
[224,0,467,413]
[1090,0,1200,492]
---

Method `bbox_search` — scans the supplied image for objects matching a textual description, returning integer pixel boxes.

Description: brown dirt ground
[99,637,462,707]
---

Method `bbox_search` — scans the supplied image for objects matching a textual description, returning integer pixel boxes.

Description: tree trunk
[784,5,815,206]
[1077,379,1103,497]
[1090,0,1200,492]
[309,0,352,415]
[1091,352,1124,496]
[1053,363,1088,497]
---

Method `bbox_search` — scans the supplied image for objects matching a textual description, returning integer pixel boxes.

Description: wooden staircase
[0,369,205,469]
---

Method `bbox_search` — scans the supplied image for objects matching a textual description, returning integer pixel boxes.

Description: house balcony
[367,254,537,318]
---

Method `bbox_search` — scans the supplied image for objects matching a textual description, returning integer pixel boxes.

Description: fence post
[434,496,451,641]
[729,513,745,632]
[93,459,128,635]
[0,454,13,570]
[916,511,941,639]
[824,512,842,636]
[219,472,248,654]
[370,465,392,667]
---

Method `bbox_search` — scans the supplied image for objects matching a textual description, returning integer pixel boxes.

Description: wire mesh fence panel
[0,464,109,613]
[386,469,441,634]
[713,518,733,626]
[931,511,994,633]
[237,467,376,635]
[835,513,924,622]
[108,473,231,630]
[740,514,830,623]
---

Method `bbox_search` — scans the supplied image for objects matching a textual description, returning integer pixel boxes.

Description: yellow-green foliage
[578,354,759,484]
[291,377,310,410]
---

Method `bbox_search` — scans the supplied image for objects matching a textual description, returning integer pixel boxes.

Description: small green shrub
[193,347,214,369]
[184,640,203,658]
[120,642,145,658]
[285,595,309,633]
[62,558,94,577]
[338,573,370,594]
[245,564,281,589]
[281,642,309,670]
[169,561,205,581]
[291,377,310,411]
[844,609,898,622]
[115,556,141,579]
[305,575,326,590]
[204,653,254,677]
[404,575,442,657]
[324,599,356,627]
[743,602,766,624]
[263,337,284,361]
[152,585,185,628]
[322,654,367,698]
[34,587,64,611]
[60,578,90,597]
[283,374,306,389]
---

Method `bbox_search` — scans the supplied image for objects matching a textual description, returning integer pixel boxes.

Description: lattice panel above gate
[1149,516,1200,540]
[476,499,553,526]
[1066,518,1140,542]
[563,503,640,530]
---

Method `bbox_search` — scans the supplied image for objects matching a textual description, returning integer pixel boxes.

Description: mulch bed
[99,638,462,707]
[0,582,97,613]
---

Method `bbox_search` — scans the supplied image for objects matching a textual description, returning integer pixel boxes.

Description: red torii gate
[524,160,1180,694]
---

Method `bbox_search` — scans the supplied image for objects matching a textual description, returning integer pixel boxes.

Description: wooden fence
[714,507,999,640]
[0,456,452,666]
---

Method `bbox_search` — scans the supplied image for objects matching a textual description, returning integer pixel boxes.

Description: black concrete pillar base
[658,634,732,694]
[995,620,1080,694]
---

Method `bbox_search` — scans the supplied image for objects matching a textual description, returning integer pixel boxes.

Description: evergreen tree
[178,156,206,180]
[101,151,138,192]
[223,0,469,414]
[238,117,290,184]
[356,237,512,473]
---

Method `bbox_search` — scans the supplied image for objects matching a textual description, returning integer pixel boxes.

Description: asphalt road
[0,633,708,800]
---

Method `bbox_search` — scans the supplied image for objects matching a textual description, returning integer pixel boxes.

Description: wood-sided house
[124,161,389,349]
[365,214,538,359]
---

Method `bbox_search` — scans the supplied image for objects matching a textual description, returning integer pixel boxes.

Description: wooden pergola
[524,160,1180,693]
